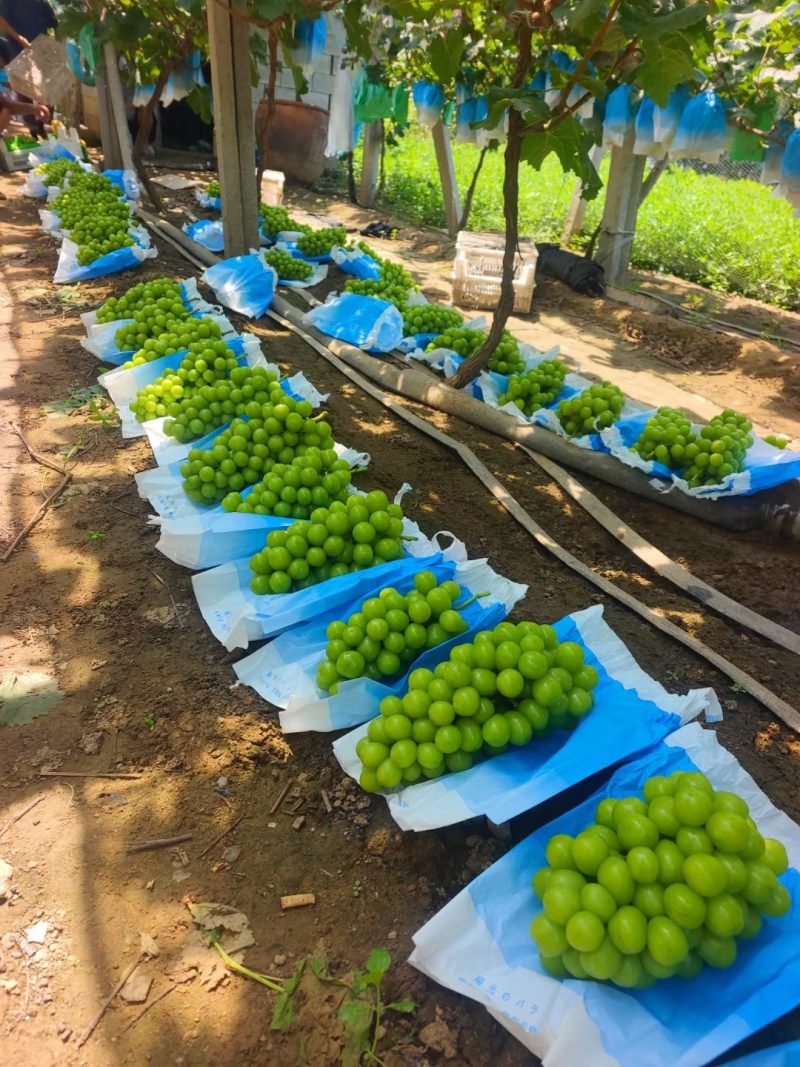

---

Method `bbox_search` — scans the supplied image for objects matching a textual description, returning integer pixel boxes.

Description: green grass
[363,130,800,311]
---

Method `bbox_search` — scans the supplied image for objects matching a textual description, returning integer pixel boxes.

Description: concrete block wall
[253,13,345,117]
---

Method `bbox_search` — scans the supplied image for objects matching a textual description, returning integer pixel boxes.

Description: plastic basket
[451,231,537,313]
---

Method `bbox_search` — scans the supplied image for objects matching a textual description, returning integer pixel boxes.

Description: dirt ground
[2,169,800,1067]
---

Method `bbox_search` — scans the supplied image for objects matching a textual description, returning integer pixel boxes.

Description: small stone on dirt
[273,953,287,966]
[78,731,104,755]
[221,845,241,863]
[141,933,160,958]
[0,859,13,901]
[120,973,152,1004]
[419,1015,458,1059]
[24,920,49,944]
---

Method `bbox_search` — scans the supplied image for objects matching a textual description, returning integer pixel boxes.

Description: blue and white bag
[334,605,719,831]
[202,254,278,318]
[652,85,691,149]
[286,15,326,78]
[102,168,140,201]
[670,90,731,163]
[192,526,467,649]
[99,332,269,440]
[195,187,222,211]
[603,85,636,148]
[53,229,157,284]
[330,245,382,281]
[412,81,445,129]
[634,96,666,158]
[234,557,527,731]
[305,293,404,353]
[603,412,800,499]
[726,1042,800,1067]
[183,218,225,253]
[410,722,800,1067]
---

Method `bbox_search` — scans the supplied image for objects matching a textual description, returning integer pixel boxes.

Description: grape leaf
[387,998,416,1013]
[620,1,710,39]
[635,37,698,106]
[428,28,465,85]
[521,117,602,200]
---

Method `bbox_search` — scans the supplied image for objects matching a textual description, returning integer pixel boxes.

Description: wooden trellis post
[431,119,461,236]
[206,0,260,255]
[359,121,382,207]
[595,124,646,284]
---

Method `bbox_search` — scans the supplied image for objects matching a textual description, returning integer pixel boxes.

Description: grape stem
[452,591,490,611]
[399,535,419,542]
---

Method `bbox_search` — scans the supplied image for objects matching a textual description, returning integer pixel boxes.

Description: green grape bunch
[96,278,184,324]
[499,359,567,415]
[206,180,220,198]
[357,620,599,792]
[222,447,352,520]
[260,204,295,239]
[681,410,754,488]
[425,327,524,375]
[401,304,463,336]
[114,298,192,351]
[632,408,696,469]
[123,316,223,367]
[296,226,347,257]
[263,247,313,281]
[345,259,418,310]
[51,171,134,265]
[36,158,83,187]
[317,570,485,694]
[248,490,407,595]
[557,382,625,437]
[181,393,333,505]
[530,769,791,988]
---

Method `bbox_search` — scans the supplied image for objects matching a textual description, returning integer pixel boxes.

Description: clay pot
[256,99,329,184]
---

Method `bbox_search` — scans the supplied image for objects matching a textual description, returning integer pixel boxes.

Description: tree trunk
[459,145,488,231]
[450,109,524,389]
[449,17,532,390]
[256,26,280,201]
[133,65,173,213]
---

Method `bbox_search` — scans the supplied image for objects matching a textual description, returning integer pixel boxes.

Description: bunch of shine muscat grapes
[51,171,134,265]
[96,278,185,324]
[426,326,525,375]
[248,490,407,595]
[132,353,277,439]
[222,446,352,519]
[557,381,625,436]
[206,180,220,198]
[632,407,696,469]
[401,303,463,337]
[259,204,295,239]
[356,620,599,791]
[123,316,223,368]
[36,158,83,187]
[114,300,193,351]
[681,409,754,488]
[499,359,567,415]
[180,392,333,505]
[345,259,418,309]
[263,247,313,281]
[317,569,486,694]
[296,226,347,257]
[530,769,791,988]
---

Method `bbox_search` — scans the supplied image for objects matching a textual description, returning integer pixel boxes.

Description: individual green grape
[557,381,625,436]
[499,359,567,415]
[529,768,792,987]
[96,278,185,323]
[632,408,696,469]
[263,247,313,281]
[296,226,347,257]
[764,434,788,450]
[401,304,463,336]
[247,490,406,595]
